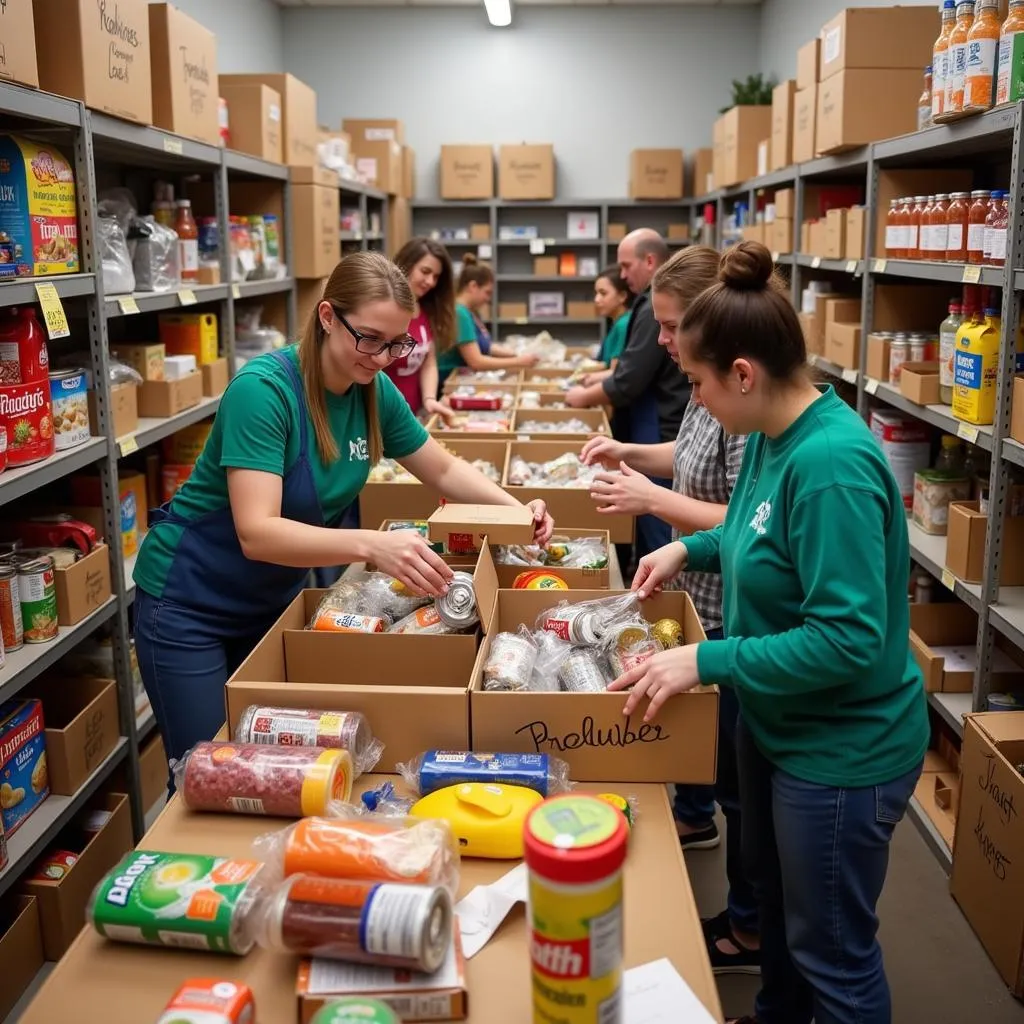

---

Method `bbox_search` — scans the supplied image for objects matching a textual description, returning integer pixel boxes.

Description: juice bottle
[885,199,903,258]
[946,191,971,261]
[931,194,951,259]
[952,305,1001,425]
[939,300,964,404]
[908,196,928,260]
[920,196,936,257]
[996,0,1024,105]
[945,1,977,116]
[933,0,958,118]
[967,189,992,265]
[918,67,934,129]
[899,197,915,259]
[988,191,1009,266]
[964,0,1002,113]
[175,199,199,283]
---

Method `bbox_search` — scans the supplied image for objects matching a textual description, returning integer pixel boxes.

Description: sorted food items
[507,452,614,489]
[397,750,571,798]
[369,454,499,484]
[87,851,267,954]
[497,536,608,571]
[175,742,353,818]
[484,630,540,691]
[255,875,453,972]
[516,418,604,435]
[310,999,401,1024]
[310,572,431,631]
[449,368,518,384]
[155,979,256,1024]
[253,815,459,893]
[513,570,569,590]
[0,697,48,836]
[604,622,664,679]
[234,706,384,777]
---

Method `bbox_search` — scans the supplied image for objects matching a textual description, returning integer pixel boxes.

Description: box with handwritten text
[950,712,1024,996]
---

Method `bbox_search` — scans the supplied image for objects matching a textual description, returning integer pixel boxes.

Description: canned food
[48,368,90,452]
[311,999,400,1024]
[0,564,21,652]
[558,646,609,693]
[889,339,912,386]
[541,605,603,644]
[908,333,929,363]
[17,556,56,644]
[435,571,479,629]
[596,793,633,828]
[606,637,663,680]
[483,632,538,691]
[156,980,255,1024]
[514,570,569,590]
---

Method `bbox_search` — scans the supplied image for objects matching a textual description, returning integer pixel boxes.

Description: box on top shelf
[818,7,940,82]
[629,149,684,200]
[218,82,282,164]
[816,68,923,156]
[714,106,772,188]
[793,86,817,164]
[33,0,152,124]
[440,145,494,200]
[771,80,795,172]
[342,119,405,144]
[427,503,535,552]
[691,147,713,197]
[290,168,341,279]
[401,146,416,199]
[0,0,39,89]
[220,73,317,167]
[499,144,555,200]
[797,37,819,90]
[354,138,402,195]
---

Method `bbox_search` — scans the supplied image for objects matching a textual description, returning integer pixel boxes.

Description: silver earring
[741,386,748,394]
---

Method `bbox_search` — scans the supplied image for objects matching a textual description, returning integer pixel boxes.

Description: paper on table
[624,958,718,1023]
[455,862,528,958]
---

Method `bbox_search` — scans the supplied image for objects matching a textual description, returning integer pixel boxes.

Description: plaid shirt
[669,403,746,630]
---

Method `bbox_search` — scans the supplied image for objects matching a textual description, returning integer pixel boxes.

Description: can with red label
[0,379,54,466]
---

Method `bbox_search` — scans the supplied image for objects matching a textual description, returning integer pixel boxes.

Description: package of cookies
[0,698,49,837]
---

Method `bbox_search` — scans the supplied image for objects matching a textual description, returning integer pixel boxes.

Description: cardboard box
[629,148,683,200]
[512,408,609,440]
[1013,376,1024,444]
[819,7,940,82]
[219,82,282,163]
[793,86,817,163]
[667,223,690,241]
[713,106,772,188]
[825,322,861,371]
[692,147,713,196]
[866,332,892,382]
[149,4,218,145]
[845,207,866,261]
[55,543,112,626]
[291,175,341,280]
[947,501,1024,585]
[605,223,625,243]
[470,223,491,242]
[440,144,494,200]
[951,713,1024,996]
[138,372,203,419]
[499,144,555,201]
[0,897,43,1023]
[775,188,794,220]
[824,208,846,258]
[799,312,820,355]
[221,74,317,166]
[355,138,402,195]
[807,219,827,257]
[564,300,593,319]
[492,527,611,589]
[771,80,796,171]
[816,69,922,156]
[139,733,167,811]
[469,589,716,782]
[797,37,819,90]
[741,223,765,245]
[111,342,165,382]
[34,0,151,124]
[111,382,139,439]
[387,196,411,259]
[426,504,535,552]
[533,255,558,276]
[770,217,794,253]
[342,118,404,144]
[900,361,940,406]
[498,301,528,320]
[0,0,39,89]
[400,146,415,198]
[201,357,229,398]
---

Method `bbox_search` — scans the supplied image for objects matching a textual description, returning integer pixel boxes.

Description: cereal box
[0,698,49,836]
[0,135,79,278]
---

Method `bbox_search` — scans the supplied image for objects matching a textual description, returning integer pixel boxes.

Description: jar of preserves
[909,333,931,362]
[899,197,915,259]
[988,191,1009,266]
[944,1,976,117]
[175,199,199,283]
[964,0,1002,114]
[967,190,992,265]
[885,199,902,258]
[889,334,912,385]
[930,194,950,259]
[997,0,1024,105]
[933,1,957,118]
[946,191,971,261]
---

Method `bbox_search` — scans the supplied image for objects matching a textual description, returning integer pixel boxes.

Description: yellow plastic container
[952,309,1001,425]
[159,312,219,365]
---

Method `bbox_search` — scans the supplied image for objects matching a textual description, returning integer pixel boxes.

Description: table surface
[19,778,722,1024]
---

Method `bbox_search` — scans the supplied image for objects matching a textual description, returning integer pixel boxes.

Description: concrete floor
[684,812,1024,1023]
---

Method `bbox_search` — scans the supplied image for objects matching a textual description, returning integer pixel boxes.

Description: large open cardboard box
[426,416,515,442]
[470,589,717,782]
[512,407,610,440]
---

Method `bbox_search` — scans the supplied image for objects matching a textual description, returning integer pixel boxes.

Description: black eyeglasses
[334,309,416,358]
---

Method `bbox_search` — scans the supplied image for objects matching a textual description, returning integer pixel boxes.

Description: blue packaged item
[0,698,49,837]
[397,750,571,798]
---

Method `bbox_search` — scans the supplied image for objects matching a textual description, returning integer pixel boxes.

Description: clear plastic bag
[396,750,572,798]
[132,215,179,292]
[529,628,571,692]
[536,593,641,644]
[309,571,431,630]
[97,213,135,295]
[387,606,464,635]
[483,628,538,692]
[358,780,415,816]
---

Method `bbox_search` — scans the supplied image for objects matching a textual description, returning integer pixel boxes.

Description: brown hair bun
[719,241,773,291]
[462,253,479,266]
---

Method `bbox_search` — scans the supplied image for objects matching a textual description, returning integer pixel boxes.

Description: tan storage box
[771,80,796,171]
[793,87,817,164]
[816,69,922,156]
[440,145,494,200]
[499,144,555,200]
[797,37,819,90]
[291,169,341,280]
[845,207,866,261]
[0,0,39,89]
[221,74,317,167]
[692,147,713,196]
[354,138,402,195]
[947,501,1024,585]
[713,106,772,188]
[401,146,415,199]
[629,148,684,200]
[219,82,282,164]
[139,733,168,811]
[138,372,203,419]
[818,6,941,82]
[342,119,404,144]
[54,543,112,626]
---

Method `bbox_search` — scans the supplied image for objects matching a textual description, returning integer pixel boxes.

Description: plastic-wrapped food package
[97,214,135,295]
[530,628,571,692]
[234,706,383,776]
[558,645,611,693]
[517,418,600,435]
[87,850,267,954]
[537,593,641,644]
[483,628,538,692]
[596,792,640,829]
[496,537,608,570]
[396,750,571,798]
[254,875,452,972]
[387,606,464,635]
[132,215,179,292]
[173,741,353,817]
[367,459,416,483]
[252,814,459,893]
[310,572,431,631]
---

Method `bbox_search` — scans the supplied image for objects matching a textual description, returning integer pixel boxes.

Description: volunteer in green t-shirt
[593,265,632,370]
[609,242,928,1024]
[133,252,554,780]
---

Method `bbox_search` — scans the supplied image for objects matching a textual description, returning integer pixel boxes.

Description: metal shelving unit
[340,181,389,256]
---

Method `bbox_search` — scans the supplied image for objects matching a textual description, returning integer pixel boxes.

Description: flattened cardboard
[138,372,203,419]
[427,503,535,548]
[55,543,112,626]
[511,407,610,440]
[0,896,43,1023]
[470,589,717,783]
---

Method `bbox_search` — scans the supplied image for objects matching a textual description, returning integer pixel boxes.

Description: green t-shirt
[133,345,429,598]
[600,312,630,363]
[683,387,929,787]
[438,304,480,377]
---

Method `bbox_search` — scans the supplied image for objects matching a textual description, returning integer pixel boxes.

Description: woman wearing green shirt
[133,252,554,776]
[594,265,632,368]
[610,242,928,1024]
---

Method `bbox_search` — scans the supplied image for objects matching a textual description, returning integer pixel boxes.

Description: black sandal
[701,909,762,976]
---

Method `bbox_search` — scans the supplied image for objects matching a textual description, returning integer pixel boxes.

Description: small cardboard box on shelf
[629,149,684,200]
[221,74,317,167]
[691,147,713,196]
[825,322,861,371]
[771,80,796,171]
[797,37,819,90]
[54,543,112,626]
[401,146,415,198]
[818,6,940,82]
[498,301,528,319]
[342,119,404,144]
[770,217,793,253]
[946,501,1024,585]
[793,87,817,163]
[499,144,555,200]
[845,207,866,261]
[290,166,341,279]
[900,361,940,406]
[714,106,772,188]
[201,357,229,398]
[112,343,165,383]
[218,82,282,164]
[534,256,558,276]
[138,371,203,419]
[0,0,39,89]
[440,145,494,200]
[865,332,891,382]
[354,139,402,195]
[816,69,923,156]
[824,208,846,258]
[0,897,43,1023]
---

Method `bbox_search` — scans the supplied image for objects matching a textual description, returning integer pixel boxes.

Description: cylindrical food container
[651,618,683,649]
[0,563,23,652]
[514,571,569,590]
[256,875,452,972]
[558,646,609,693]
[524,795,629,1024]
[311,999,400,1024]
[541,605,603,644]
[16,556,57,644]
[483,632,538,691]
[435,571,479,629]
[48,367,91,452]
[156,980,255,1024]
[176,741,353,817]
[234,706,383,776]
[87,850,267,954]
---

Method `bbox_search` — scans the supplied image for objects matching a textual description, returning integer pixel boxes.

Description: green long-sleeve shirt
[682,387,928,787]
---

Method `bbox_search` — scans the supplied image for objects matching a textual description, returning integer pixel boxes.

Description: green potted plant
[720,73,776,113]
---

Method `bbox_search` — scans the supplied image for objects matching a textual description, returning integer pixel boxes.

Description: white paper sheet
[454,862,528,958]
[624,958,718,1024]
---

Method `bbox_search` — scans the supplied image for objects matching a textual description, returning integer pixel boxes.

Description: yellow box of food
[158,313,219,365]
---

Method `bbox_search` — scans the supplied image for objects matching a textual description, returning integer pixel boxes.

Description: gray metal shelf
[223,149,289,181]
[908,521,983,614]
[89,112,222,167]
[907,796,953,874]
[122,396,222,455]
[1003,437,1024,467]
[499,274,597,283]
[871,383,995,452]
[104,284,229,318]
[235,277,295,299]
[0,80,83,127]
[498,237,603,247]
[870,258,1004,286]
[987,587,1024,651]
[339,179,387,201]
[0,437,108,508]
[928,691,972,738]
[873,104,1017,163]
[797,254,861,274]
[0,274,96,308]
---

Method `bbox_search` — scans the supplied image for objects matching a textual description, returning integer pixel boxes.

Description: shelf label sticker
[771,250,780,263]
[118,434,139,457]
[517,434,530,442]
[872,258,887,273]
[841,368,858,384]
[478,244,493,259]
[515,317,529,325]
[811,256,822,268]
[865,377,879,395]
[941,568,956,591]
[162,137,184,156]
[117,295,140,315]
[177,289,198,306]
[957,422,980,444]
[34,282,70,339]
[845,260,857,274]
[529,239,546,255]
[961,265,982,284]
[231,284,241,299]
[544,237,556,245]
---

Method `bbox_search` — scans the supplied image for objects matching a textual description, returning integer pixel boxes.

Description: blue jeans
[635,476,673,561]
[737,718,922,1024]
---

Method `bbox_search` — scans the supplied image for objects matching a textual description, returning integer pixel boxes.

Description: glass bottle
[175,199,199,283]
[919,67,933,129]
[946,191,971,261]
[996,0,1024,105]
[936,434,964,472]
[933,0,958,118]
[930,194,950,259]
[988,191,1009,267]
[967,189,992,264]
[939,301,964,404]
[906,197,923,259]
[920,195,936,258]
[899,197,915,259]
[885,198,902,258]
[946,1,976,115]
[964,0,1002,113]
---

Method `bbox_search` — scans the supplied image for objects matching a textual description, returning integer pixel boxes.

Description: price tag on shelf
[544,238,556,246]
[117,295,140,315]
[941,568,956,592]
[961,265,982,283]
[871,258,887,273]
[845,260,857,274]
[231,284,241,300]
[515,317,529,325]
[957,422,980,444]
[529,239,546,255]
[162,137,184,156]
[841,368,858,384]
[517,434,530,442]
[811,256,822,268]
[771,251,780,263]
[865,377,879,395]
[34,282,70,339]
[118,434,139,457]
[177,289,198,306]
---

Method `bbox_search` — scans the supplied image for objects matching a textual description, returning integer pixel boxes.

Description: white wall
[281,5,761,197]
[149,0,284,72]
[758,0,939,82]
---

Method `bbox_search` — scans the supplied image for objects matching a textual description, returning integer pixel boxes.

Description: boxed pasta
[0,698,48,837]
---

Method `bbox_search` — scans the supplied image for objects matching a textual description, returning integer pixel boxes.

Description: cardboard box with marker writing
[469,589,717,783]
[499,144,555,201]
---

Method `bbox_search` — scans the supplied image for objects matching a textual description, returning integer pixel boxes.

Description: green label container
[311,1000,401,1024]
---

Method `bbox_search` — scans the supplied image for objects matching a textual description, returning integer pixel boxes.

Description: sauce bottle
[885,199,903,258]
[920,196,936,258]
[899,197,915,259]
[933,0,958,118]
[997,0,1024,105]
[967,189,992,265]
[988,191,1009,267]
[918,67,933,130]
[964,0,1002,113]
[908,196,928,260]
[945,1,976,116]
[946,191,971,261]
[175,199,199,283]
[930,194,950,260]
[939,301,964,404]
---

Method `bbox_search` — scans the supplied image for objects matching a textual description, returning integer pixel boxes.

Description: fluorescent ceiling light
[484,0,512,26]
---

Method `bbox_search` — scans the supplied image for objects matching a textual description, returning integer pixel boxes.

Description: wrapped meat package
[396,750,571,798]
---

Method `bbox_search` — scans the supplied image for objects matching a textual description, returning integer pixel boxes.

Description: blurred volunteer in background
[454,253,516,358]
[610,242,927,1024]
[581,245,758,976]
[388,237,457,423]
[133,251,554,777]
[578,265,633,386]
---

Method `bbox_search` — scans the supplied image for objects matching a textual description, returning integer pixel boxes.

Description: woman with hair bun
[609,241,928,1024]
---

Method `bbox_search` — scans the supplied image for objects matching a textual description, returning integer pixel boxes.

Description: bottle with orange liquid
[997,0,1024,105]
[932,0,958,119]
[964,0,1002,113]
[943,1,976,117]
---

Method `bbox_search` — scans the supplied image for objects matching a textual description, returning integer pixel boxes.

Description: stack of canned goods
[0,541,60,664]
[888,331,939,386]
